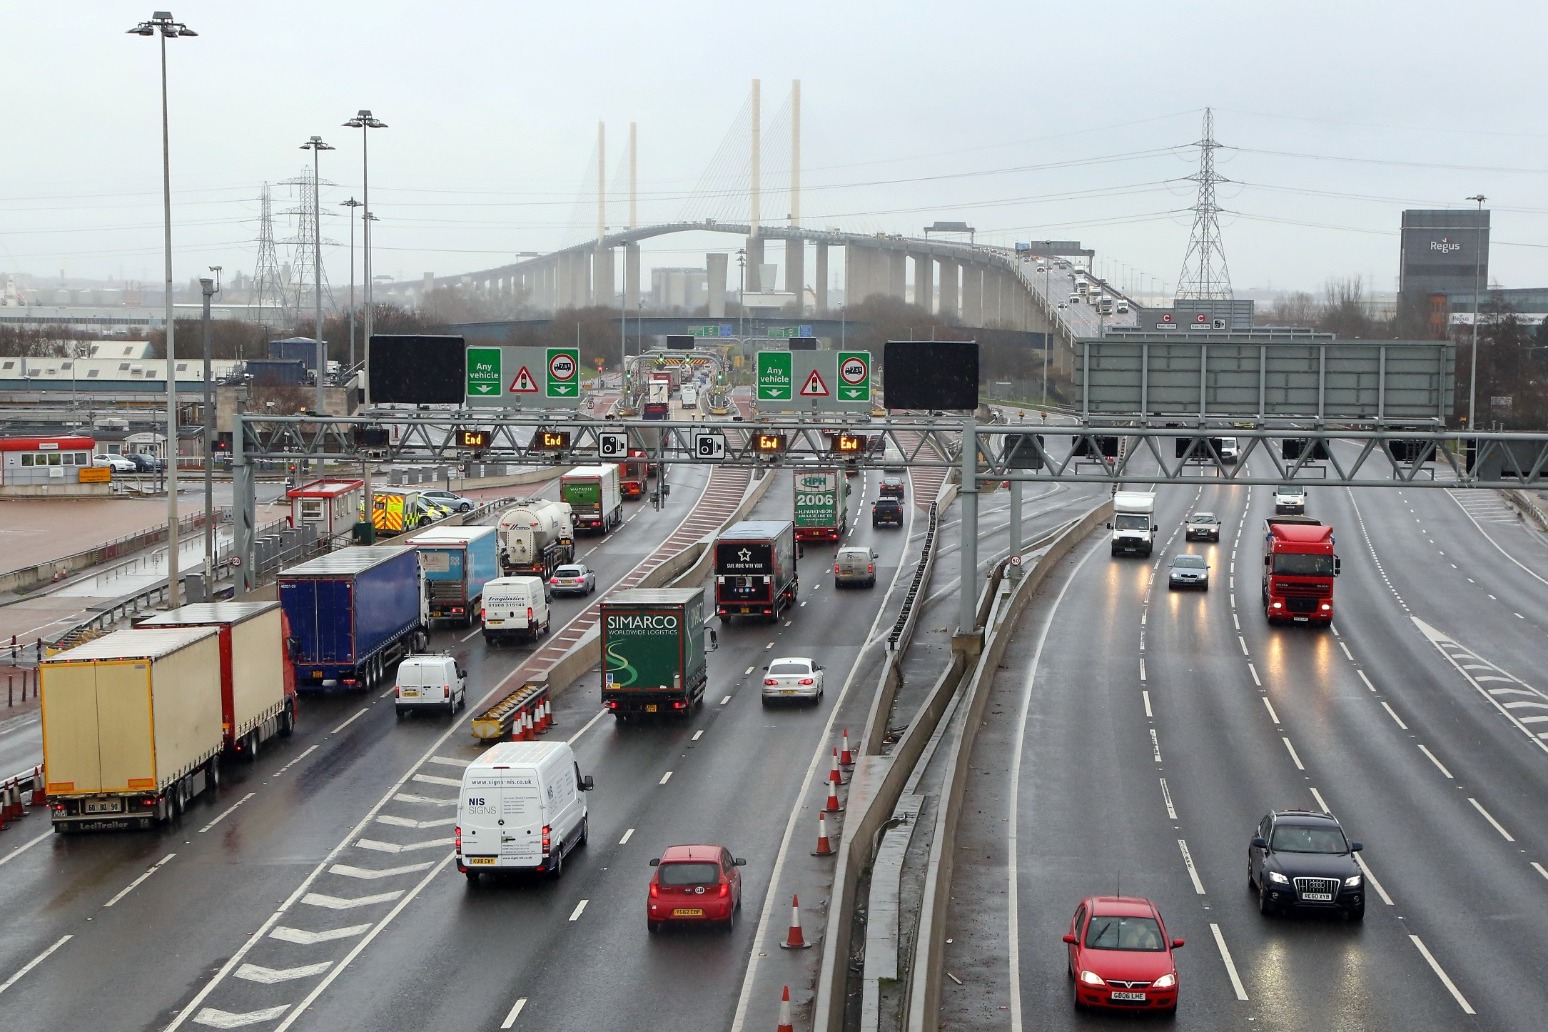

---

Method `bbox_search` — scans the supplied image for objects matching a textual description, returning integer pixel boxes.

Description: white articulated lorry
[1108,491,1157,557]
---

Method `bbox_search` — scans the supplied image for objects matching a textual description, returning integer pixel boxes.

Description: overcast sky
[6,2,1546,303]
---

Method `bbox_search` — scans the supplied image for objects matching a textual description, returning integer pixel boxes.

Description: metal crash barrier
[470,681,552,742]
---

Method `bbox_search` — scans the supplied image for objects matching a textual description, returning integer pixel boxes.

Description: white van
[394,654,467,718]
[456,740,594,882]
[482,576,551,646]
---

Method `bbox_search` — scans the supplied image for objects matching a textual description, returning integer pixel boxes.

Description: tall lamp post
[129,10,196,605]
[343,110,387,406]
[301,136,334,418]
[200,269,219,574]
[736,249,747,341]
[1466,193,1487,432]
[341,197,362,376]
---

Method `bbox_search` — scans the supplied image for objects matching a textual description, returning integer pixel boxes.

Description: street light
[736,249,747,341]
[129,10,196,605]
[341,197,362,376]
[201,269,219,574]
[301,135,334,417]
[1466,193,1487,431]
[343,109,387,405]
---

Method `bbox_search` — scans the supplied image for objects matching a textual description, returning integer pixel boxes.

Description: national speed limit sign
[693,431,726,460]
[598,431,628,458]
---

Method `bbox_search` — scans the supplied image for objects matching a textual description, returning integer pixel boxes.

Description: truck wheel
[396,707,406,719]
[205,757,221,795]
[579,817,589,847]
[464,870,480,885]
[549,848,564,880]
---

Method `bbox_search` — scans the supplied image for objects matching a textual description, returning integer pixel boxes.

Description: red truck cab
[1261,517,1340,626]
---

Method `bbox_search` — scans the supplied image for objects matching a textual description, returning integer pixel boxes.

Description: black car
[128,452,164,473]
[872,497,904,528]
[1248,809,1364,920]
[879,474,906,499]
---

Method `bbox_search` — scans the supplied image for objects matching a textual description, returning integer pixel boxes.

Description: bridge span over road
[382,222,1124,377]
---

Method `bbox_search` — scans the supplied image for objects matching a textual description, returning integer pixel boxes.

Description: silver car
[421,489,475,513]
[1184,511,1221,542]
[761,657,824,707]
[1167,553,1210,591]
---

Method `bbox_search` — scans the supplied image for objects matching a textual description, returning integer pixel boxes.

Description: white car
[93,454,137,473]
[761,656,824,707]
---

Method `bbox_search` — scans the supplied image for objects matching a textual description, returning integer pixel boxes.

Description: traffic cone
[810,810,834,857]
[29,766,45,807]
[521,707,535,741]
[829,748,845,786]
[533,698,548,733]
[776,985,794,1032]
[824,771,843,814]
[839,728,854,767]
[779,895,811,950]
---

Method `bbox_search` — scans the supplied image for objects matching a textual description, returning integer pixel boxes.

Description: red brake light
[799,677,814,686]
[527,607,534,622]
[717,882,730,898]
[765,678,778,686]
[649,882,659,898]
[833,563,840,574]
[542,824,551,854]
[455,825,462,853]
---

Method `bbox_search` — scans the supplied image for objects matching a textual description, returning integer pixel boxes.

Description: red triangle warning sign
[509,366,539,393]
[799,369,830,397]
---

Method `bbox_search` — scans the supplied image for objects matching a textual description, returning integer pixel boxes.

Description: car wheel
[579,816,589,847]
[549,848,564,880]
[1258,886,1275,916]
[648,919,661,934]
[396,707,406,719]
[1162,1003,1178,1020]
[1247,861,1256,890]
[1071,977,1084,1011]
[760,696,771,708]
[459,503,473,512]
[1347,901,1365,922]
[464,870,480,885]
[723,908,735,934]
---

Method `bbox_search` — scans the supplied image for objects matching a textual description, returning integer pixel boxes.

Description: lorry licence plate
[673,908,703,917]
[85,799,123,814]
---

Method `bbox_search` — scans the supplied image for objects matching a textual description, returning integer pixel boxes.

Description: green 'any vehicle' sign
[757,352,793,402]
[466,347,501,397]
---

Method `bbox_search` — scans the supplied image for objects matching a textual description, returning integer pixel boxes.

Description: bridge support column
[624,243,641,312]
[785,239,805,311]
[745,235,766,293]
[707,252,728,318]
[844,245,864,306]
[888,250,906,303]
[912,253,933,313]
[815,244,829,312]
[592,244,614,307]
[939,259,959,319]
[962,263,984,325]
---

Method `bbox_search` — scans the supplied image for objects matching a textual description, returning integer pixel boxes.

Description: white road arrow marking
[269,924,372,945]
[327,861,435,880]
[234,961,333,984]
[355,837,451,854]
[192,1005,292,1028]
[300,890,404,910]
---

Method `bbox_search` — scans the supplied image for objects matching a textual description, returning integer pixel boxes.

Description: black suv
[1248,809,1364,920]
[879,474,906,500]
[872,497,903,528]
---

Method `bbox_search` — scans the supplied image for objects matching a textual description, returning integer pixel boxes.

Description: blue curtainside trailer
[278,546,428,689]
[408,524,500,627]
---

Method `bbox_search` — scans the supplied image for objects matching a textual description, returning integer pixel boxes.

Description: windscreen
[1274,554,1335,576]
[1114,513,1150,531]
[1084,916,1165,951]
[658,862,720,887]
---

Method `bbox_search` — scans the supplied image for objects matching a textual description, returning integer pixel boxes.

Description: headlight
[1344,874,1362,888]
[1079,969,1106,987]
[1267,870,1289,885]
[1152,972,1177,989]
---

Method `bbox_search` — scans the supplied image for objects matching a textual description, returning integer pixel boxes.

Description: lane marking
[659,771,672,785]
[104,853,176,908]
[1178,839,1205,894]
[1149,729,1161,763]
[691,730,704,742]
[1380,701,1408,730]
[619,828,634,845]
[1210,924,1249,1001]
[1409,935,1475,1014]
[329,710,368,735]
[1357,669,1376,692]
[1261,698,1280,725]
[200,792,257,833]
[1468,797,1514,841]
[0,934,71,995]
[501,997,527,1030]
[1282,737,1305,771]
[1141,690,1152,717]
[0,828,53,868]
[1417,744,1453,779]
[568,899,588,922]
[1248,662,1260,687]
[721,695,732,706]
[1532,861,1548,882]
[1159,778,1176,820]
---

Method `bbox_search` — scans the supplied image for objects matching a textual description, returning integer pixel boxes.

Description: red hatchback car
[647,844,746,933]
[1064,895,1184,1017]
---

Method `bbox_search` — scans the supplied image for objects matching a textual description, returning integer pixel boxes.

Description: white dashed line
[1410,936,1475,1014]
[1261,698,1280,725]
[1177,839,1205,894]
[1417,744,1452,779]
[1211,924,1249,1000]
[619,828,634,845]
[1468,797,1514,841]
[568,899,588,922]
[1282,737,1305,771]
[659,771,673,785]
[501,997,527,1029]
[1380,701,1408,730]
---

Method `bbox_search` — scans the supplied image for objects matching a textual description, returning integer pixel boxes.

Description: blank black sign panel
[881,340,979,411]
[369,335,466,405]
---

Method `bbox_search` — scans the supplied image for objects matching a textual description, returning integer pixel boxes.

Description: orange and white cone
[811,810,834,857]
[776,985,794,1032]
[779,895,812,950]
[824,770,843,813]
[535,698,550,733]
[839,727,854,767]
[830,748,845,786]
[29,765,46,807]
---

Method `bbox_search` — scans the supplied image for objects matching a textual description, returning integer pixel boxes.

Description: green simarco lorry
[600,588,708,721]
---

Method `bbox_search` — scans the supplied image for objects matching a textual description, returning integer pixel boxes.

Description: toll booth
[287,477,365,538]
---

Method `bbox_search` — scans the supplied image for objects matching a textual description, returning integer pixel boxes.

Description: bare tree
[1269,292,1318,327]
[1318,276,1373,339]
